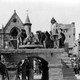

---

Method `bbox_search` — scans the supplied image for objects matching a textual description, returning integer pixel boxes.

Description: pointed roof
[4,10,23,31]
[25,15,30,23]
[24,11,32,25]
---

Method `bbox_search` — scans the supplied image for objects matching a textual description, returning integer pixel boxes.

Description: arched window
[10,27,20,39]
[10,27,20,49]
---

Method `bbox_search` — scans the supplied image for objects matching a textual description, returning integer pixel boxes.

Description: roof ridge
[4,10,23,31]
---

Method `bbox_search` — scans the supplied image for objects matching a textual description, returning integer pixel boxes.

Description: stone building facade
[0,11,76,80]
[51,22,75,52]
[0,10,32,49]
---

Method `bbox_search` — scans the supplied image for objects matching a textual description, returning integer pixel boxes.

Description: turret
[24,11,32,36]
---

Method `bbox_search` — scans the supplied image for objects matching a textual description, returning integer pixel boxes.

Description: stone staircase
[61,51,77,80]
[61,52,72,68]
[62,68,77,80]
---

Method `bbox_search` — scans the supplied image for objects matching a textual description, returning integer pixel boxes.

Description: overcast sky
[0,0,80,39]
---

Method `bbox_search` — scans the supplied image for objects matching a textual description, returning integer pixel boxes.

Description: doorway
[17,56,48,80]
[10,27,20,49]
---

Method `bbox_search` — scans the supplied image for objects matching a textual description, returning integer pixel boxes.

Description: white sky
[0,0,80,39]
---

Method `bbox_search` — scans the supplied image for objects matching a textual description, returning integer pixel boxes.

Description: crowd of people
[18,28,65,48]
[70,55,80,75]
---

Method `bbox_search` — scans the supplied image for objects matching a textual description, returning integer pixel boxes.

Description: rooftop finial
[26,10,28,15]
[25,10,31,23]
[14,10,16,13]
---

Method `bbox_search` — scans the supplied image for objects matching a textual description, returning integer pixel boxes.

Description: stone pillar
[48,49,64,80]
[28,58,34,80]
[28,68,34,80]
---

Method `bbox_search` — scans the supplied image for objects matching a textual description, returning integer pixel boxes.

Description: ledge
[48,63,62,68]
[0,48,64,54]
[19,44,43,48]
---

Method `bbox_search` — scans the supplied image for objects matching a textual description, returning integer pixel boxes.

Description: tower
[24,11,32,36]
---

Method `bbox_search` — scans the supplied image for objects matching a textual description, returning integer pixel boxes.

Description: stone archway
[10,27,20,38]
[17,56,49,80]
[10,27,20,49]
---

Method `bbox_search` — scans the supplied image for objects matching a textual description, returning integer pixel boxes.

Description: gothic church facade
[0,10,32,49]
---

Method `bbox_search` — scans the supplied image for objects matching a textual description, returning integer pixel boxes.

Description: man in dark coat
[36,31,45,45]
[17,58,29,80]
[22,59,29,80]
[18,29,27,45]
[59,29,65,48]
[0,62,9,80]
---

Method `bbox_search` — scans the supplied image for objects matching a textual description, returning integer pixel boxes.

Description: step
[61,54,68,57]
[64,76,77,80]
[62,68,77,80]
[62,59,71,62]
[63,60,71,63]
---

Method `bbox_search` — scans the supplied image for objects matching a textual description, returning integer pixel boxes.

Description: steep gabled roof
[24,13,32,25]
[4,10,23,32]
[25,15,30,23]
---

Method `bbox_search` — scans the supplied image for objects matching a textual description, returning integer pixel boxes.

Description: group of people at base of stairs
[18,28,65,48]
[70,55,80,75]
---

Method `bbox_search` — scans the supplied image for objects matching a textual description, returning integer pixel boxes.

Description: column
[28,58,34,80]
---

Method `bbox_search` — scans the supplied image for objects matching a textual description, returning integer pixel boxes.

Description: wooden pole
[28,58,34,80]
[2,25,5,49]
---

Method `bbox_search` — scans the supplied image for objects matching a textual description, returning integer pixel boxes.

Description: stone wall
[0,48,64,80]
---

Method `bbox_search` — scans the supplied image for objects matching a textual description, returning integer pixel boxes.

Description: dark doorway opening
[17,56,48,80]
[10,27,20,49]
[10,27,19,39]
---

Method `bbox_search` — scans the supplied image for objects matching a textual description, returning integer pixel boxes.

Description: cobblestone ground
[0,68,79,80]
[0,73,79,80]
[7,70,79,80]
